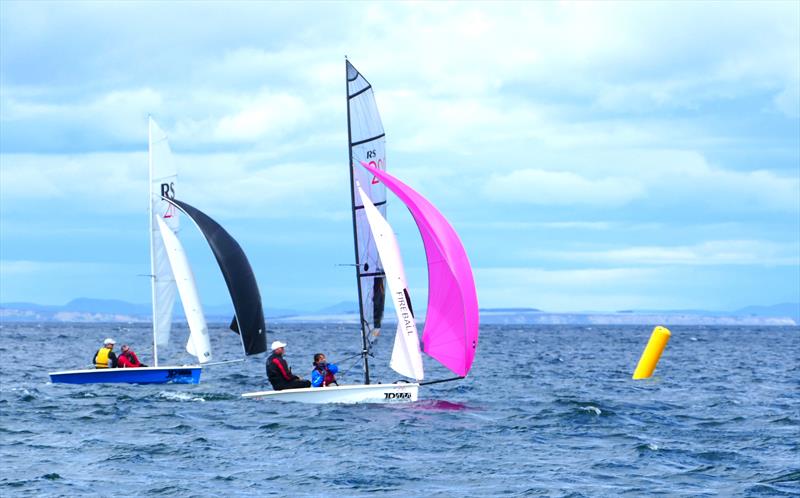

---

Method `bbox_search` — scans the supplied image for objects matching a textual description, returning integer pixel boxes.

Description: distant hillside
[0,298,796,325]
[0,298,302,323]
[733,303,800,323]
[316,301,360,315]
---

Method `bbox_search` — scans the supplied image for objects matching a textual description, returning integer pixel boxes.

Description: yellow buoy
[633,326,671,379]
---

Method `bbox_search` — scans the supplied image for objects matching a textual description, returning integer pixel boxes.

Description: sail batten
[360,161,480,377]
[168,198,267,357]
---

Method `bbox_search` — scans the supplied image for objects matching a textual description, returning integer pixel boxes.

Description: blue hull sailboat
[50,119,266,385]
[48,366,201,385]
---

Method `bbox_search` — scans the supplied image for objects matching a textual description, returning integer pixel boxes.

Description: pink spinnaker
[360,162,479,377]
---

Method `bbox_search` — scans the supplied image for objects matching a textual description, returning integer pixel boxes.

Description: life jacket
[95,347,111,369]
[323,370,337,386]
[118,351,140,368]
[313,365,337,387]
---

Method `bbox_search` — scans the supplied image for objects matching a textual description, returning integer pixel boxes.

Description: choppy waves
[1,323,798,496]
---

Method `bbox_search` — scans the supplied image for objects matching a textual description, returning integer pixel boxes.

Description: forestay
[360,162,480,377]
[357,184,424,381]
[168,199,267,356]
[347,60,387,338]
[148,117,179,351]
[155,216,212,364]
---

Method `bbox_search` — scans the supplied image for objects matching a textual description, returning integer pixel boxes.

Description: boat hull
[48,366,202,385]
[241,382,419,404]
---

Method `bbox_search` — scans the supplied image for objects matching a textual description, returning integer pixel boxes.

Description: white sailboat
[50,118,266,384]
[241,61,479,403]
[50,119,209,383]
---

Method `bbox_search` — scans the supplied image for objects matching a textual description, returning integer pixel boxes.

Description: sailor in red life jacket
[266,341,311,391]
[117,345,146,368]
[311,353,339,387]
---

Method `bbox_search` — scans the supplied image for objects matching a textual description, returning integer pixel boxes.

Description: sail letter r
[161,182,175,199]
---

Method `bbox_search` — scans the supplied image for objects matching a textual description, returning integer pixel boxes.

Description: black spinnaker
[169,198,267,356]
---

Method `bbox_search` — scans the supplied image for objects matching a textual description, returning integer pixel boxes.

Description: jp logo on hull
[384,392,412,400]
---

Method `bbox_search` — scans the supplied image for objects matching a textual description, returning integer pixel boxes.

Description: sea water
[0,323,798,496]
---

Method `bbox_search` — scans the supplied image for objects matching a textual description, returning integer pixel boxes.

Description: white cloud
[2,88,163,142]
[177,154,346,219]
[0,151,348,220]
[3,1,797,151]
[166,87,316,146]
[483,169,646,207]
[524,240,800,267]
[481,150,800,212]
[461,221,616,231]
[0,259,120,275]
[474,266,665,310]
[1,2,797,309]
[0,152,145,212]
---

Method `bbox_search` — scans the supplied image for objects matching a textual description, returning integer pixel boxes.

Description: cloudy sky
[1,1,798,312]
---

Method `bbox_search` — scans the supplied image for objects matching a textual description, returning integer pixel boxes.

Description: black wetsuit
[266,353,311,390]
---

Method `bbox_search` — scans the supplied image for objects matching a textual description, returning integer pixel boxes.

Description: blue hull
[49,367,201,385]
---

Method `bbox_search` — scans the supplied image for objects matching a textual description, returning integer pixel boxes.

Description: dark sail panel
[170,198,267,356]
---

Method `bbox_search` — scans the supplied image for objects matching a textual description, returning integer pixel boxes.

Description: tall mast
[147,117,159,367]
[346,59,371,385]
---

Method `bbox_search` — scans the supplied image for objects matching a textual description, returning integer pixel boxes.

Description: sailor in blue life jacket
[266,341,311,391]
[93,338,118,368]
[311,353,339,388]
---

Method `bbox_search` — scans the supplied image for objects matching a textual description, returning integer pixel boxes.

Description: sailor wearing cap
[93,338,118,369]
[266,340,311,391]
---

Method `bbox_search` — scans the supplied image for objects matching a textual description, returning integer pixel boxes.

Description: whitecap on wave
[156,391,205,403]
[582,405,602,415]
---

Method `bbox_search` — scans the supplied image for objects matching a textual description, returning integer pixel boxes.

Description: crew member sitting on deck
[266,341,311,391]
[93,338,118,369]
[117,344,146,368]
[310,353,339,387]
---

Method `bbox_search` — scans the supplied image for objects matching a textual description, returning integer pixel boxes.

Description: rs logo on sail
[160,182,177,218]
[160,182,175,199]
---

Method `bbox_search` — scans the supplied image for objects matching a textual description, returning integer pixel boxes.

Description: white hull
[241,382,419,404]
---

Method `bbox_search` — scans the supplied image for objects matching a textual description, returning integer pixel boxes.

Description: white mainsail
[155,216,212,364]
[148,117,179,356]
[357,184,424,380]
[347,60,388,339]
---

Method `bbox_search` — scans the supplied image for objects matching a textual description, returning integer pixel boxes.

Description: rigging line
[202,358,245,367]
[335,351,364,366]
[338,354,367,380]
